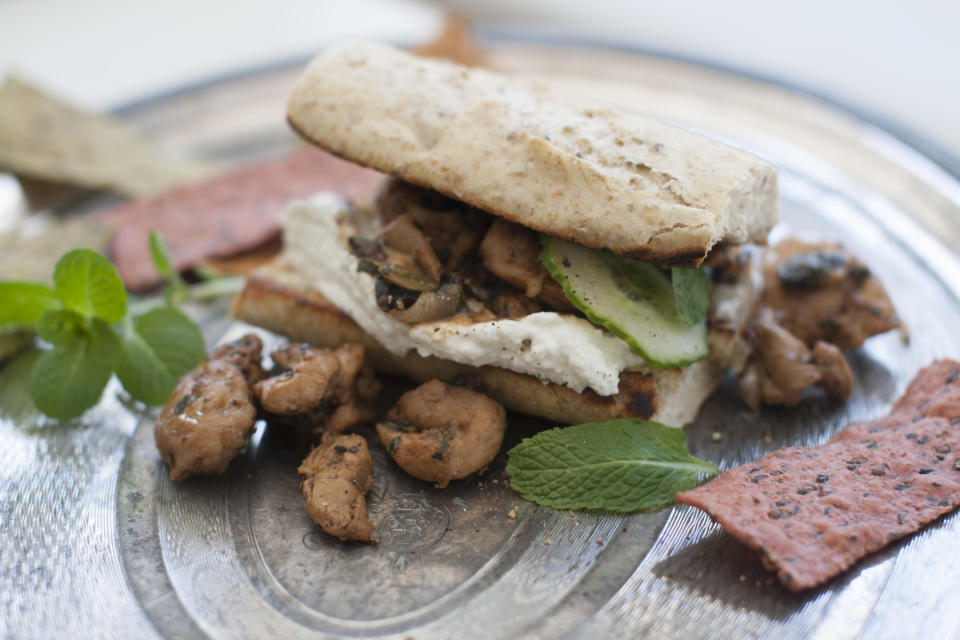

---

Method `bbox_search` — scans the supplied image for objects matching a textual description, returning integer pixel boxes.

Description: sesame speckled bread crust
[287,42,779,266]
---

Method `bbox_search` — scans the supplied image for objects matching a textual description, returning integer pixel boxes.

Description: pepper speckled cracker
[0,76,212,197]
[676,359,960,592]
[101,147,383,291]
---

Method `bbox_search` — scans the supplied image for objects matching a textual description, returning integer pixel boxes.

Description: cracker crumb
[545,538,552,546]
[711,431,723,442]
[506,507,518,520]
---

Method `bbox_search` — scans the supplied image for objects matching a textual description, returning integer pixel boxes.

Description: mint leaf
[53,249,127,322]
[506,419,718,512]
[115,306,205,405]
[0,349,43,425]
[0,282,62,328]
[148,230,177,281]
[671,267,711,326]
[29,319,121,419]
[36,309,86,344]
[0,332,33,365]
[149,230,187,305]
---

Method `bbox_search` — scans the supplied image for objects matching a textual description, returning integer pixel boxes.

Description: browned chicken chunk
[737,238,896,409]
[254,343,377,433]
[760,238,899,348]
[376,379,507,488]
[376,179,488,272]
[378,213,444,285]
[739,309,854,409]
[489,290,542,318]
[480,218,574,311]
[298,434,376,542]
[155,334,265,482]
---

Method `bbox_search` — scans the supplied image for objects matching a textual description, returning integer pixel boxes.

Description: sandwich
[231,41,779,427]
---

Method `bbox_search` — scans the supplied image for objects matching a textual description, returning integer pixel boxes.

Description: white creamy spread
[280,192,649,395]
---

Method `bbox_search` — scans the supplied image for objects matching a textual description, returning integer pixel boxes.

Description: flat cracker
[0,76,212,197]
[101,147,383,291]
[676,359,960,591]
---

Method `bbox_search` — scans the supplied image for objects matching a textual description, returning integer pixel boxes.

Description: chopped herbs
[174,395,194,415]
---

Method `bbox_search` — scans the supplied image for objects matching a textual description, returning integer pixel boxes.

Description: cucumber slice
[540,236,708,368]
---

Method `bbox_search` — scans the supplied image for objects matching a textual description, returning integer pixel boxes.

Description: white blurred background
[0,0,957,160]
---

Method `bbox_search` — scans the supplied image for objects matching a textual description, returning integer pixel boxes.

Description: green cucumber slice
[540,236,708,368]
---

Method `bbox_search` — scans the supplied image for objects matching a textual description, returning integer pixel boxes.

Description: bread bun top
[287,42,777,266]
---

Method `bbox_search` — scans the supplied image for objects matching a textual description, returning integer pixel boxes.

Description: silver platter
[3,41,960,639]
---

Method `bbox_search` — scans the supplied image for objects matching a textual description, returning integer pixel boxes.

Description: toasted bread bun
[287,42,778,266]
[231,261,737,426]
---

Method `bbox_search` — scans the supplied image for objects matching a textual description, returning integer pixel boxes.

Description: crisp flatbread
[0,76,211,197]
[676,359,960,592]
[0,216,113,281]
[101,147,383,291]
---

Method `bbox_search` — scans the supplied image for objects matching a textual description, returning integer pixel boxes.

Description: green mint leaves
[115,307,205,405]
[505,419,718,512]
[149,231,188,306]
[31,318,120,419]
[1,244,207,419]
[0,282,62,327]
[671,267,712,326]
[53,248,128,322]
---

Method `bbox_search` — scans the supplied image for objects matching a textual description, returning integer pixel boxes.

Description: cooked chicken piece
[378,213,443,284]
[155,334,265,482]
[354,365,382,405]
[208,333,267,385]
[255,343,364,415]
[489,290,542,318]
[704,244,752,283]
[811,340,853,400]
[298,434,376,542]
[376,379,507,488]
[753,313,822,406]
[254,342,377,434]
[377,179,489,272]
[413,209,484,272]
[761,238,899,348]
[739,310,854,409]
[327,402,376,434]
[257,344,340,414]
[329,343,366,403]
[479,218,575,311]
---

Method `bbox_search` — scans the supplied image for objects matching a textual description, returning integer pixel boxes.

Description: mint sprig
[53,248,128,322]
[0,243,207,420]
[506,419,718,512]
[115,306,205,405]
[30,318,120,419]
[671,267,711,326]
[149,231,188,306]
[0,282,62,327]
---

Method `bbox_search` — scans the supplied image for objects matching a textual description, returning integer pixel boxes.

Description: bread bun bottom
[231,261,728,427]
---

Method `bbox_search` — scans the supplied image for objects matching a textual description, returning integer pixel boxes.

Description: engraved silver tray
[3,41,960,639]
